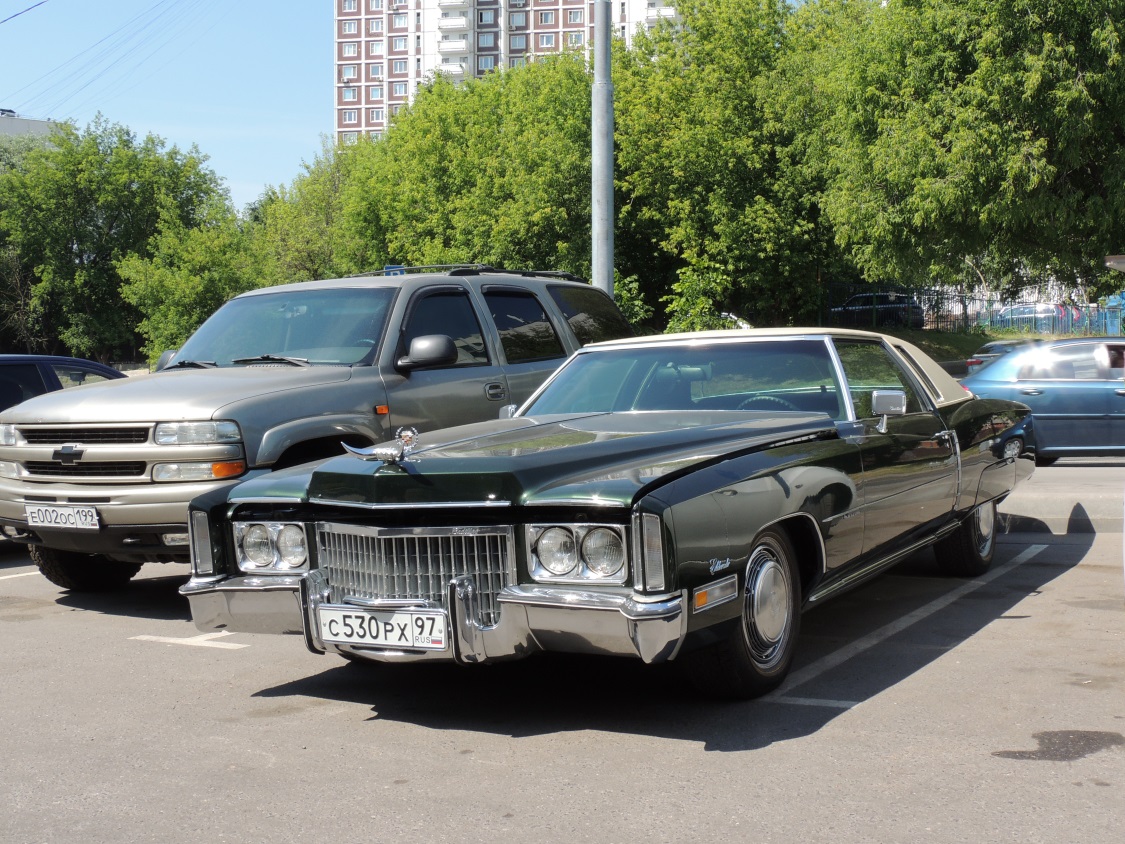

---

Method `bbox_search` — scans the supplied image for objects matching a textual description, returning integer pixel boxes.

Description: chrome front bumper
[181,571,687,665]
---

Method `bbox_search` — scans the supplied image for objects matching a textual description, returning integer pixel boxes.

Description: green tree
[0,116,224,360]
[343,55,595,273]
[802,0,1125,297]
[117,197,261,362]
[615,0,847,330]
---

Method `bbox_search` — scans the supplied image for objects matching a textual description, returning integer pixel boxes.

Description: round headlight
[276,524,308,568]
[582,528,625,577]
[242,524,274,567]
[537,527,577,575]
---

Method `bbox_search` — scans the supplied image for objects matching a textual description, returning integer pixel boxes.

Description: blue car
[960,337,1125,465]
[0,354,126,412]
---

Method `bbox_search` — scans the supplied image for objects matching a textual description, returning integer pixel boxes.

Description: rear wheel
[934,499,996,577]
[30,546,142,591]
[689,529,801,699]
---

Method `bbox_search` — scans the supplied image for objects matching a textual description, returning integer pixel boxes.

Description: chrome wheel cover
[973,500,996,558]
[742,543,793,669]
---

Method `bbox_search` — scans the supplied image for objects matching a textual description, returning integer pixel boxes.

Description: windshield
[523,340,845,419]
[175,287,396,366]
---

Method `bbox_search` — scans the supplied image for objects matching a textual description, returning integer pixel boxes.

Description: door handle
[1116,389,1125,397]
[485,383,507,401]
[1020,389,1043,396]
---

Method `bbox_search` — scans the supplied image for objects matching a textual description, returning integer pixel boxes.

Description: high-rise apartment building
[334,0,678,143]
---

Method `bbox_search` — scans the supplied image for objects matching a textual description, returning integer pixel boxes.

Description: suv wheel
[30,546,143,591]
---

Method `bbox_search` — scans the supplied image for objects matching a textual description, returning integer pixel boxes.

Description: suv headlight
[155,420,241,445]
[233,522,309,573]
[528,524,627,584]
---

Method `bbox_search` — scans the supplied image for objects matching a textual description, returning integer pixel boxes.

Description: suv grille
[24,461,148,477]
[19,427,150,445]
[316,523,513,627]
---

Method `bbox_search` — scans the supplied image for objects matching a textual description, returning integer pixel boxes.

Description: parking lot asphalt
[0,459,1122,844]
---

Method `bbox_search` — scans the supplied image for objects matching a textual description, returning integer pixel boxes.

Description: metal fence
[821,285,1122,336]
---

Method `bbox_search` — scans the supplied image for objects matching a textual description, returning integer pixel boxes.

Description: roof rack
[351,264,588,283]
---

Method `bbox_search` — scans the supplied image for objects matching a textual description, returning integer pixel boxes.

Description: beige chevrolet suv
[0,267,631,590]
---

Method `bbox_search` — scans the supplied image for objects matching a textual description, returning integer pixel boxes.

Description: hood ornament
[343,427,420,465]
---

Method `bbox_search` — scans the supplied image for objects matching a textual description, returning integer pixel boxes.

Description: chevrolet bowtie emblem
[52,444,85,465]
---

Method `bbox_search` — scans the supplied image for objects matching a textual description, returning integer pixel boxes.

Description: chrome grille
[19,427,150,444]
[316,522,514,627]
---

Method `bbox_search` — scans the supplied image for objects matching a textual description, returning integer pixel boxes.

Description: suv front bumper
[0,476,244,561]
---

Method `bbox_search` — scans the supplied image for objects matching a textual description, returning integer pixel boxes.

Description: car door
[1015,342,1110,450]
[1107,343,1125,448]
[833,338,957,558]
[381,286,512,431]
[481,287,570,406]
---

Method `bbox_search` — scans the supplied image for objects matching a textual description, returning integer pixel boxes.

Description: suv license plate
[317,607,447,651]
[25,504,100,530]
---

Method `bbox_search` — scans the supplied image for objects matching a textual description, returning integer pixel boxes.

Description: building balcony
[437,14,469,30]
[436,0,469,7]
[438,38,468,52]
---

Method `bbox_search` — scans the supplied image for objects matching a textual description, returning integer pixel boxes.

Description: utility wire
[0,0,49,27]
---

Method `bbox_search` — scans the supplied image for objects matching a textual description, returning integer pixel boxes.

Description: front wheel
[688,529,802,699]
[934,499,997,577]
[30,546,142,591]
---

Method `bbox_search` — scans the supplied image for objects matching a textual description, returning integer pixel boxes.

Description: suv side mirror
[396,334,458,371]
[155,349,178,371]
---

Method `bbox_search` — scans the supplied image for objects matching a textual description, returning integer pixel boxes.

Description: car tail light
[966,358,982,367]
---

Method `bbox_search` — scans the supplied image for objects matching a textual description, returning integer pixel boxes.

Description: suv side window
[547,285,634,345]
[402,290,489,366]
[484,290,566,364]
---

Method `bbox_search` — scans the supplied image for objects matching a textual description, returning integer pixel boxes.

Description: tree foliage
[5,1,1125,357]
[0,117,224,360]
[797,0,1125,297]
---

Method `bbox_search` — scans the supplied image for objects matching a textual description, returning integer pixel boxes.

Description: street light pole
[591,0,614,297]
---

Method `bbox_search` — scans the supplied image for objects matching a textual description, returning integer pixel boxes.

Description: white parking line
[130,631,249,649]
[773,544,1049,708]
[0,570,38,580]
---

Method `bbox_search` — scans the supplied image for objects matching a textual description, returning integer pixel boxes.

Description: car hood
[0,366,354,424]
[233,411,838,509]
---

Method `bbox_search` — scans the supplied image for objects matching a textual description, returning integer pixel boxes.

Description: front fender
[254,413,386,466]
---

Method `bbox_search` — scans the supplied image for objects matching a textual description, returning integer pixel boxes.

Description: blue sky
[0,0,333,210]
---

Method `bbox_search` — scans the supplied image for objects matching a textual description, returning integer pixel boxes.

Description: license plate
[317,606,447,651]
[25,504,100,530]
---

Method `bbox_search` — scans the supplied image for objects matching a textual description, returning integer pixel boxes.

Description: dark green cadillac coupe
[181,329,1033,698]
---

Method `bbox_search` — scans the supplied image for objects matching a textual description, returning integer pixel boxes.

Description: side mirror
[155,349,178,371]
[396,334,458,371]
[871,389,907,433]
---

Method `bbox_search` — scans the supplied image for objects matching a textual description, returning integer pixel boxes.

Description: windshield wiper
[231,354,311,367]
[166,359,217,369]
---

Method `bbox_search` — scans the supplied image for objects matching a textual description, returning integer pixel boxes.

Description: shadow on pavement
[251,505,1091,751]
[54,568,192,622]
